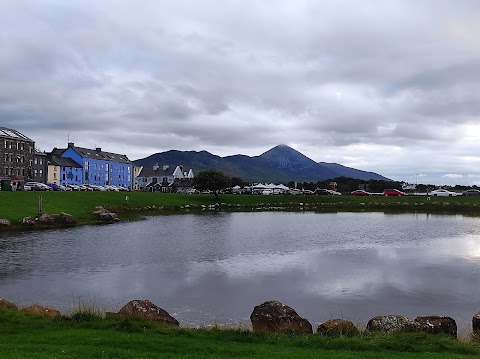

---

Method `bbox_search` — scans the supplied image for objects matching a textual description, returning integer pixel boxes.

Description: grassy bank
[1,307,479,359]
[2,191,480,227]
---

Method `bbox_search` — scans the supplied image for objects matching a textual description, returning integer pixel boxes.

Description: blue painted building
[57,142,133,189]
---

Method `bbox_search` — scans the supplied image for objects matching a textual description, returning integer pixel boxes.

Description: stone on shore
[414,316,457,337]
[0,298,18,310]
[38,213,55,224]
[117,299,179,326]
[366,315,419,333]
[21,304,61,318]
[473,312,480,335]
[57,212,77,224]
[0,219,11,228]
[20,216,35,226]
[250,300,312,334]
[316,319,359,337]
[93,206,120,222]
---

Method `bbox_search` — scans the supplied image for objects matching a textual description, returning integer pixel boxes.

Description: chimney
[163,165,169,171]
[96,147,101,152]
[68,142,74,147]
[153,163,159,171]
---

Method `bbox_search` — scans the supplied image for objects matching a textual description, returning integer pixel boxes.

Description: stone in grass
[473,312,480,335]
[0,298,18,310]
[117,299,179,326]
[21,304,61,318]
[366,315,419,333]
[20,216,35,226]
[414,315,457,337]
[250,300,312,334]
[316,319,359,337]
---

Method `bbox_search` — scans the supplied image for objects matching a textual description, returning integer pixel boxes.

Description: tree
[193,170,230,199]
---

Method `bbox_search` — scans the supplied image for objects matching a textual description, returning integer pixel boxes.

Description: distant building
[47,148,83,185]
[58,142,133,188]
[33,151,47,183]
[136,164,194,192]
[0,127,35,182]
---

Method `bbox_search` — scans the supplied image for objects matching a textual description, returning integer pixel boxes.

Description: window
[34,157,38,165]
[53,173,57,179]
[39,169,43,175]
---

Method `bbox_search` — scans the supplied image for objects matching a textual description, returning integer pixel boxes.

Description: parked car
[327,189,342,195]
[261,189,273,195]
[288,189,303,195]
[461,189,480,197]
[382,189,406,196]
[303,190,314,196]
[314,188,331,195]
[430,189,457,197]
[351,190,372,196]
[24,182,51,191]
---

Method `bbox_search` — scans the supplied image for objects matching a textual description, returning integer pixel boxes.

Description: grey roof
[138,165,176,178]
[68,144,132,164]
[48,155,82,168]
[0,127,34,142]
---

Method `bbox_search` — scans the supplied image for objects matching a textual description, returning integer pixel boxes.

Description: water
[1,211,480,332]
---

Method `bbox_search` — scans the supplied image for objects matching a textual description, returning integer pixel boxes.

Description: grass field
[2,191,480,225]
[1,307,479,359]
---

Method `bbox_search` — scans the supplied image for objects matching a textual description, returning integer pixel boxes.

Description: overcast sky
[1,0,480,185]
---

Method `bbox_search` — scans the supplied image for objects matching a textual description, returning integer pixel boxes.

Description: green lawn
[1,308,479,359]
[2,191,480,226]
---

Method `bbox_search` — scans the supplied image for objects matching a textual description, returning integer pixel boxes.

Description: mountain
[134,145,390,183]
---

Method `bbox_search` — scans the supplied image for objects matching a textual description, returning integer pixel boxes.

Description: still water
[1,211,480,331]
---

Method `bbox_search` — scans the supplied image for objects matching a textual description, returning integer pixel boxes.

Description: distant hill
[134,144,390,183]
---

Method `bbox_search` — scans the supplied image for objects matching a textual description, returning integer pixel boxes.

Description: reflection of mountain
[134,144,390,182]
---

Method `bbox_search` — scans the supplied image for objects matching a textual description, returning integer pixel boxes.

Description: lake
[1,211,480,332]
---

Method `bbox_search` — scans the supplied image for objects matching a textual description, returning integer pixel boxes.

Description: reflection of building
[136,164,194,192]
[0,127,35,182]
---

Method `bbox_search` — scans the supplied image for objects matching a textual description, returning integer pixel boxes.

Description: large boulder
[414,316,457,337]
[57,212,76,224]
[473,312,480,335]
[0,219,11,228]
[366,315,419,333]
[93,206,120,222]
[21,304,61,318]
[38,213,55,224]
[0,298,18,310]
[117,300,179,326]
[317,319,359,337]
[250,300,312,334]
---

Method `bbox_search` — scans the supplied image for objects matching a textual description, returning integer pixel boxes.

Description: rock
[414,316,457,337]
[250,300,312,334]
[366,315,419,333]
[117,299,179,326]
[57,212,76,224]
[317,319,359,337]
[0,219,11,228]
[38,213,55,224]
[21,304,61,318]
[20,216,35,226]
[93,206,120,222]
[0,298,18,310]
[473,312,480,335]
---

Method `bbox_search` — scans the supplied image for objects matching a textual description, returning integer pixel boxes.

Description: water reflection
[1,212,480,330]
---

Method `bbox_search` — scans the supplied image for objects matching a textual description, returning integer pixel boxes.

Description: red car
[383,189,406,196]
[351,190,371,196]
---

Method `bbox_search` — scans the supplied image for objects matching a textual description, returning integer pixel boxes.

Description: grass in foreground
[1,191,480,225]
[0,308,479,359]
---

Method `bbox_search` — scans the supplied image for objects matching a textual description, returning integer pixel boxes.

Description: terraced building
[0,127,35,182]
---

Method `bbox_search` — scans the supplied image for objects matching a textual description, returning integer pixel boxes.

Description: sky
[1,0,480,186]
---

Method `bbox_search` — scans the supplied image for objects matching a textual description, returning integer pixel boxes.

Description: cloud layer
[1,0,480,185]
